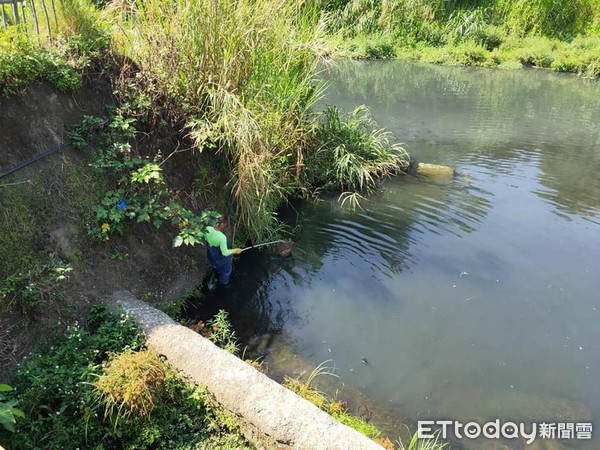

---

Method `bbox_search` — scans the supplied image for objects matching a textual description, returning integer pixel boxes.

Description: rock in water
[416,163,454,183]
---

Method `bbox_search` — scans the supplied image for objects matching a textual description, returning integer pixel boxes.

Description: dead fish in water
[361,356,369,365]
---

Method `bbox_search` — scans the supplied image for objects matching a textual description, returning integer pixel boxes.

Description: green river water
[191,61,600,449]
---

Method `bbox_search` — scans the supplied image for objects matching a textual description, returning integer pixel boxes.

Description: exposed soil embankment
[0,79,112,173]
[0,80,209,379]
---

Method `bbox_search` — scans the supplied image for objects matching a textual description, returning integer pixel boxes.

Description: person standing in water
[204,214,242,286]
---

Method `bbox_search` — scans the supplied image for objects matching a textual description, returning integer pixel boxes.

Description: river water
[191,61,600,448]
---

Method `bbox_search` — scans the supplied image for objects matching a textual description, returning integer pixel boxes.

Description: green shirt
[204,226,233,257]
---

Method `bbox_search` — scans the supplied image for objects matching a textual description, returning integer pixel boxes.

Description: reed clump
[307,105,409,193]
[105,0,325,240]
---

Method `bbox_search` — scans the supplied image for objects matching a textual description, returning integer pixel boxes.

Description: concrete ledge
[114,291,384,450]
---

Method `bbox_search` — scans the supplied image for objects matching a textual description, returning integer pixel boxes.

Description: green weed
[398,429,447,450]
[308,105,408,193]
[283,360,392,443]
[0,30,81,95]
[1,303,251,449]
[0,256,72,321]
[206,310,239,355]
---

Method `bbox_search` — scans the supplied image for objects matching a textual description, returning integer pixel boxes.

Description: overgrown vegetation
[307,105,409,193]
[104,0,407,241]
[2,1,595,446]
[0,256,72,323]
[0,384,24,433]
[2,0,406,244]
[2,0,598,246]
[325,0,600,77]
[0,29,81,96]
[0,0,109,96]
[67,111,223,247]
[0,304,252,449]
[206,310,240,355]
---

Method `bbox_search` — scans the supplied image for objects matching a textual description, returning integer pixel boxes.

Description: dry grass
[92,349,166,422]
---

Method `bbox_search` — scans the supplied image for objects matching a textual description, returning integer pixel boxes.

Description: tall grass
[494,0,597,38]
[0,0,108,94]
[3,0,410,241]
[2,0,107,51]
[326,0,600,39]
[324,0,600,77]
[105,0,329,240]
[308,105,409,193]
[105,0,405,240]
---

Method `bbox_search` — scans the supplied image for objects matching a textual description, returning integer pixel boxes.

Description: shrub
[0,384,24,433]
[420,46,450,64]
[413,21,446,46]
[308,105,408,194]
[1,303,251,449]
[551,54,582,73]
[364,36,397,59]
[92,350,166,423]
[448,41,489,66]
[474,24,506,51]
[0,31,82,95]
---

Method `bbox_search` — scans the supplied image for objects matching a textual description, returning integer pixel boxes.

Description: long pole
[240,240,287,252]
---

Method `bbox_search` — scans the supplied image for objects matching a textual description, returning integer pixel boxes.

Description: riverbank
[333,34,600,77]
[323,1,600,78]
[3,2,597,448]
[0,77,413,449]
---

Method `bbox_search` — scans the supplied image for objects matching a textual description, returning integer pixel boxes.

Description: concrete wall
[114,291,384,450]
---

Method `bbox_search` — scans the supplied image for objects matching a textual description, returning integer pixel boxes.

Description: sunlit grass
[323,0,600,77]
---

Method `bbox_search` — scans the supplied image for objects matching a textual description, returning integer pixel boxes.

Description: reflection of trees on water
[210,168,495,334]
[321,60,600,221]
[535,135,600,221]
[285,195,415,275]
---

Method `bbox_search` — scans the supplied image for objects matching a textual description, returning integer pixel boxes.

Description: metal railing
[1,0,59,37]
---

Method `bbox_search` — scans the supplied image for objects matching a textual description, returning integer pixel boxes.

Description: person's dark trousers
[207,246,233,285]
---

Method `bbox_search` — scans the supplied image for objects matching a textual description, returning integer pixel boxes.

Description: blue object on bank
[117,199,127,210]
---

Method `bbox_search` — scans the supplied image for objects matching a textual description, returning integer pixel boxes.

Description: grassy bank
[322,0,600,77]
[2,0,408,243]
